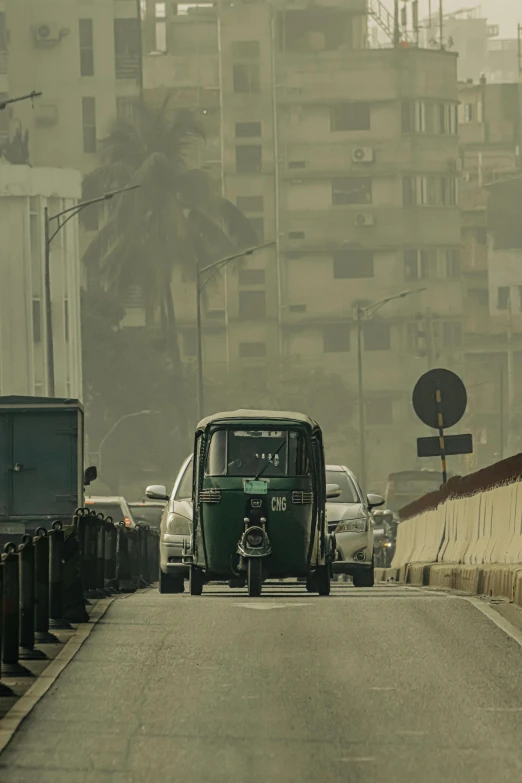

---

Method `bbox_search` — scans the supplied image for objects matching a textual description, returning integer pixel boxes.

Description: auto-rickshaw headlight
[245,528,264,548]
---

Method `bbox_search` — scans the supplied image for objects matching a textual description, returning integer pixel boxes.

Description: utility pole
[439,0,444,50]
[518,24,522,79]
[393,0,400,47]
[500,363,504,460]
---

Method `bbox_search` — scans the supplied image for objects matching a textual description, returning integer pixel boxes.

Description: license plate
[244,480,268,495]
[1,522,25,535]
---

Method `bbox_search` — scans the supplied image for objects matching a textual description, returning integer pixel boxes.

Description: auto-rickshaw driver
[227,431,286,477]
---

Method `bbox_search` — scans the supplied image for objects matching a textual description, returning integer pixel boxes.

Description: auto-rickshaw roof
[196,409,320,431]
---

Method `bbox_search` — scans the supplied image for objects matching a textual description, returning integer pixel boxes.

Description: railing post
[49,521,73,629]
[1,543,32,677]
[19,534,47,660]
[34,528,59,644]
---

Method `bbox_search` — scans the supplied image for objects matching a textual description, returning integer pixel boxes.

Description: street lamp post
[0,90,42,111]
[195,241,276,421]
[44,184,140,396]
[356,288,427,490]
[98,409,159,477]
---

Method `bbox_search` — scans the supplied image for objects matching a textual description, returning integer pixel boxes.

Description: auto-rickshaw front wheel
[247,558,263,597]
[316,566,331,596]
[189,565,203,596]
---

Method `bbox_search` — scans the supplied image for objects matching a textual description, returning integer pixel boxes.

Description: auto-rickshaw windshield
[205,429,310,477]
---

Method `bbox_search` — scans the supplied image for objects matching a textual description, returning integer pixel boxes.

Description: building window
[82,97,97,153]
[114,19,141,80]
[463,103,474,122]
[476,227,487,245]
[183,329,197,357]
[289,231,305,239]
[79,20,94,77]
[239,269,265,286]
[235,122,261,138]
[236,145,262,173]
[288,160,306,169]
[497,286,510,310]
[237,196,263,212]
[402,100,458,135]
[248,217,264,241]
[116,96,136,124]
[32,299,42,343]
[469,289,489,307]
[239,290,266,318]
[403,176,457,207]
[332,177,372,206]
[330,103,370,132]
[233,64,260,93]
[364,321,391,351]
[366,398,393,425]
[154,2,167,52]
[231,40,260,59]
[404,248,461,280]
[239,342,266,358]
[333,250,374,278]
[323,325,350,353]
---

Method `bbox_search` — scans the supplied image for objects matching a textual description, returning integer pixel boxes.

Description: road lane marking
[234,603,310,610]
[481,707,522,712]
[370,686,397,691]
[339,757,375,763]
[465,597,522,649]
[395,730,427,736]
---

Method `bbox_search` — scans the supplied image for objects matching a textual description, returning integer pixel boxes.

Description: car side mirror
[84,465,97,486]
[367,493,385,510]
[146,484,169,501]
[326,483,342,500]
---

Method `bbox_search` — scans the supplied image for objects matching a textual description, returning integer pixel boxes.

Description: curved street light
[44,184,140,396]
[97,409,159,477]
[356,288,427,490]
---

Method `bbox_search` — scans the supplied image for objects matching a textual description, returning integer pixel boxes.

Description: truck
[0,395,97,545]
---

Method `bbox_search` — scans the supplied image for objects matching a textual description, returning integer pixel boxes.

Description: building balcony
[0,50,7,75]
[280,206,461,249]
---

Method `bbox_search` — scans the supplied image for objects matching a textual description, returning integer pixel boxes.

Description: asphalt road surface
[2,582,522,783]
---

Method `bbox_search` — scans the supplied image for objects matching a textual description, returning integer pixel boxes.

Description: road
[1,582,522,782]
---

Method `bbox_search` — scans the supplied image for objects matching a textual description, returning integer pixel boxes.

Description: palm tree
[82,97,258,428]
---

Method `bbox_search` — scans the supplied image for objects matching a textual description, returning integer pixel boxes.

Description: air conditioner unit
[352,147,374,164]
[34,23,63,44]
[354,212,375,227]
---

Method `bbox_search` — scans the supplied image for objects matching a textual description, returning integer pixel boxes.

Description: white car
[326,465,384,587]
[146,455,193,594]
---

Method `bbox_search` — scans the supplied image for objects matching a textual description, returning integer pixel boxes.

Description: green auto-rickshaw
[185,409,336,597]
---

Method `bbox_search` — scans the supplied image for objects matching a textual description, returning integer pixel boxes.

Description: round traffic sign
[412,368,467,429]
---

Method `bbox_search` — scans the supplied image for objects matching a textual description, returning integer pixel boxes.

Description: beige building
[5,0,141,174]
[459,80,522,467]
[140,1,463,490]
[0,164,82,398]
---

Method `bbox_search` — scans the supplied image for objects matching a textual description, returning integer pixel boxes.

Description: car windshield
[326,471,360,503]
[85,502,126,521]
[129,505,164,528]
[175,459,193,500]
[206,429,310,477]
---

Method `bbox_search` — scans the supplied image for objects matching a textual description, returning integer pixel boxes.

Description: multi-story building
[5,0,141,173]
[420,8,519,84]
[141,0,463,490]
[0,165,82,398]
[459,80,522,467]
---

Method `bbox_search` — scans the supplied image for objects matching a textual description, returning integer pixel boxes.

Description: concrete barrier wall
[386,455,522,605]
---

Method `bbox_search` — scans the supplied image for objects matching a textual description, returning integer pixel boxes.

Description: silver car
[146,455,193,594]
[326,465,384,587]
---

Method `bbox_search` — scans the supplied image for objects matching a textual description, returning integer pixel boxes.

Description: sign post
[412,368,473,485]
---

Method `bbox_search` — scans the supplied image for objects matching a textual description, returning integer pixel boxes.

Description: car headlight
[336,518,367,534]
[166,513,191,536]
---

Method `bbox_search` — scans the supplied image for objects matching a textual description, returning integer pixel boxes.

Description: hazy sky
[433,1,518,36]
